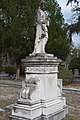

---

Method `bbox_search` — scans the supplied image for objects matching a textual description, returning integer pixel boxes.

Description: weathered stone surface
[11,54,67,120]
[10,1,67,119]
[22,54,61,67]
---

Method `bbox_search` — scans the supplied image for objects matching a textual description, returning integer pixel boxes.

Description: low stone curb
[0,83,22,88]
[63,88,80,94]
[0,80,22,88]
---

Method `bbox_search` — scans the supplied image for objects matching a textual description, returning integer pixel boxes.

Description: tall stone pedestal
[10,54,68,120]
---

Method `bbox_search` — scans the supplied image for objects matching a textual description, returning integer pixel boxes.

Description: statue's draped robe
[33,8,49,54]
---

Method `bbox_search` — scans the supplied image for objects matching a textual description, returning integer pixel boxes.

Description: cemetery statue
[32,0,50,54]
[11,1,67,119]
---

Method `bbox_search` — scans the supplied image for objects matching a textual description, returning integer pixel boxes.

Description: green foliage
[59,66,73,85]
[0,0,39,64]
[0,0,70,66]
[5,66,16,74]
[0,66,5,72]
[0,65,25,75]
[69,56,80,72]
[0,66,16,74]
[46,0,70,60]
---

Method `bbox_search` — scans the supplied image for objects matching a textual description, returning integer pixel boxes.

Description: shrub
[0,67,5,72]
[59,66,73,86]
[0,65,25,75]
[69,56,80,73]
[0,66,16,75]
[5,66,16,75]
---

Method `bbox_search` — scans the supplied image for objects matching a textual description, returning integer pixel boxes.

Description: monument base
[10,97,68,120]
[10,54,68,120]
[10,107,67,120]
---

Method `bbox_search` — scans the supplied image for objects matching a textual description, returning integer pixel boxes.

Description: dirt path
[63,93,80,120]
[0,87,20,120]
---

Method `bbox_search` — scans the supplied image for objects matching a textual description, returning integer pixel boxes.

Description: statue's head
[39,0,46,11]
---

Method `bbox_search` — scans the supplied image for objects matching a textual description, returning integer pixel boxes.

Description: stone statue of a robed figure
[32,0,50,55]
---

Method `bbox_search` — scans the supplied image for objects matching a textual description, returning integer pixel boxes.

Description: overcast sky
[57,0,80,47]
[57,0,72,22]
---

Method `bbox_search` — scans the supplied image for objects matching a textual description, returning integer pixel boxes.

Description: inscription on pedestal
[25,67,58,73]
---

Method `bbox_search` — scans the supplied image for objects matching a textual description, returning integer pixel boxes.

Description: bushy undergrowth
[59,66,73,86]
[0,66,16,74]
[0,65,25,75]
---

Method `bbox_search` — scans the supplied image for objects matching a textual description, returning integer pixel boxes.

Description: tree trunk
[15,63,20,80]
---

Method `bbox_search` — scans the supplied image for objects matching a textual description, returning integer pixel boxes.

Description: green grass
[0,98,11,109]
